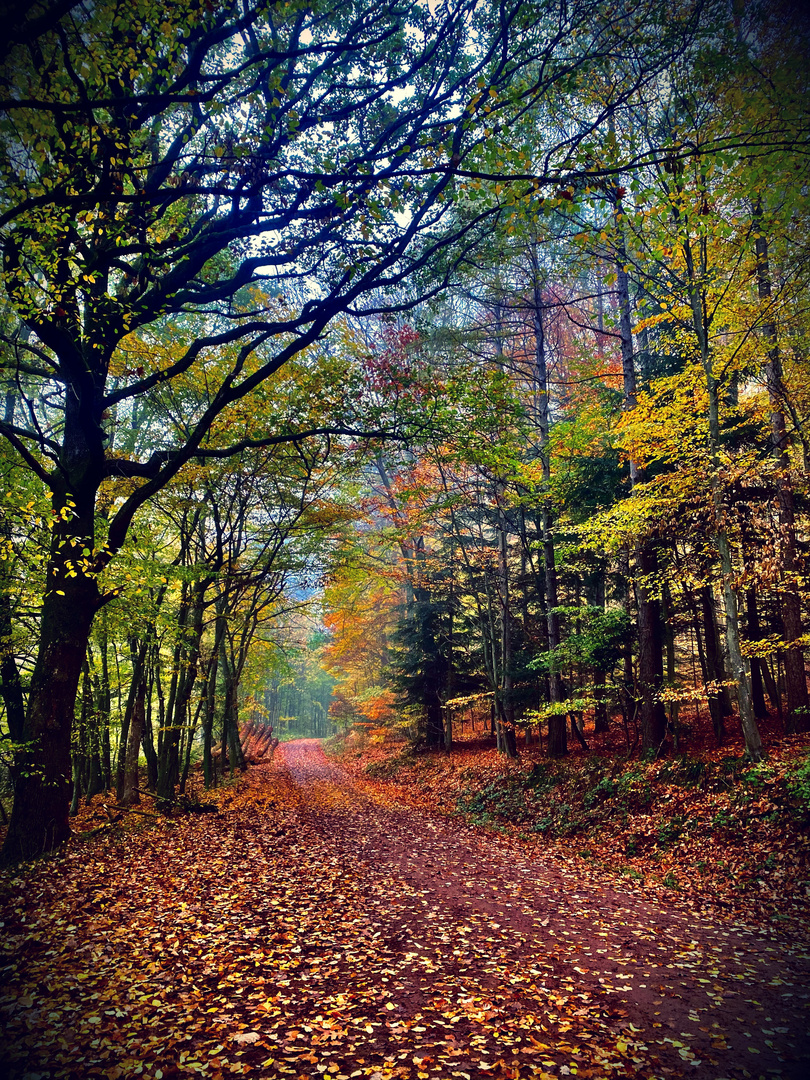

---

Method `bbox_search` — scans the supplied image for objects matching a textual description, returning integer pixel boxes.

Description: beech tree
[0,0,714,860]
[1,0,497,859]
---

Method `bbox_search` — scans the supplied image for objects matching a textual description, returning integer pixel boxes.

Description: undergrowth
[330,727,810,932]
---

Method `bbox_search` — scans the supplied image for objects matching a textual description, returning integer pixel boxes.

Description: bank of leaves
[334,728,810,934]
[1,760,663,1080]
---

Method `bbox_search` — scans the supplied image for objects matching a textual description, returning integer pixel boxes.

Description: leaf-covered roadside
[2,741,810,1080]
[334,726,810,936]
[0,763,661,1080]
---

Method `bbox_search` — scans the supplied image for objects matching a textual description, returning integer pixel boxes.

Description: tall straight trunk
[746,590,770,721]
[715,529,760,758]
[531,258,566,757]
[115,637,149,801]
[156,578,204,800]
[203,647,220,789]
[83,654,104,803]
[444,579,454,753]
[762,654,781,715]
[662,583,679,744]
[225,669,246,774]
[156,586,186,801]
[480,566,505,750]
[497,500,517,758]
[684,232,761,760]
[688,589,709,686]
[615,214,667,751]
[70,666,90,816]
[221,635,247,775]
[411,576,445,750]
[619,550,637,747]
[119,681,145,807]
[633,542,667,750]
[447,503,502,749]
[755,223,808,731]
[98,615,112,789]
[701,584,728,743]
[181,694,205,793]
[585,570,609,733]
[142,662,159,791]
[217,596,241,775]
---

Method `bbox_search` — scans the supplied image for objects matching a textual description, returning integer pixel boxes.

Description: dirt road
[1,739,808,1080]
[276,740,810,1079]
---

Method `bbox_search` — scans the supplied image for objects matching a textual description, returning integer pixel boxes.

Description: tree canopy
[1,0,809,862]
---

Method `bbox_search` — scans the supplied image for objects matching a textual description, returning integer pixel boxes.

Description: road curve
[278,739,810,1080]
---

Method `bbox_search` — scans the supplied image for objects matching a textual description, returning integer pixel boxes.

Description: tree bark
[531,258,566,757]
[0,510,24,744]
[497,499,518,758]
[119,681,145,807]
[615,217,667,751]
[115,637,149,800]
[745,590,770,721]
[683,230,762,761]
[754,223,808,731]
[2,546,99,861]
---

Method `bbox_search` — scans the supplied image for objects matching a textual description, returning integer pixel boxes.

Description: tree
[0,0,510,859]
[0,0,738,858]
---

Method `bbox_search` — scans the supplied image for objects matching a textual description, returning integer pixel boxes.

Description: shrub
[583,776,618,808]
[788,755,810,818]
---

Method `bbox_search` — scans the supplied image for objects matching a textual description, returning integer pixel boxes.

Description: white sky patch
[390,84,416,105]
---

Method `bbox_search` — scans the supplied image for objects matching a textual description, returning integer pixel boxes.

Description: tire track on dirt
[279,739,810,1079]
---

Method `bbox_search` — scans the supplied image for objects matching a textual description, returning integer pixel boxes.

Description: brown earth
[0,739,808,1080]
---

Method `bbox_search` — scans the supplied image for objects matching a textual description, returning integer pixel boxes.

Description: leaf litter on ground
[0,736,808,1080]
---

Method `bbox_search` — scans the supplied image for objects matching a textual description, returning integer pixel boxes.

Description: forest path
[277,740,810,1080]
[0,740,808,1080]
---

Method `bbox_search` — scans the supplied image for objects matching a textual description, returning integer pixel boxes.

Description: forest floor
[336,718,810,939]
[0,737,808,1080]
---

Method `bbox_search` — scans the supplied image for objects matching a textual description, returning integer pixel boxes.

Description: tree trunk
[156,580,204,800]
[754,222,809,731]
[745,590,770,721]
[203,647,219,789]
[0,512,24,744]
[702,584,728,742]
[634,543,667,751]
[586,570,609,734]
[497,499,518,758]
[716,530,761,759]
[444,591,454,753]
[615,211,667,752]
[97,616,112,790]
[83,655,105,803]
[531,259,566,757]
[662,583,679,747]
[684,232,762,761]
[119,681,145,807]
[2,559,98,861]
[70,666,89,817]
[142,657,159,791]
[116,637,149,800]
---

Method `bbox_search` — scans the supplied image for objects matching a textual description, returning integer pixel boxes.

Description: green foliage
[656,816,685,849]
[524,761,558,793]
[583,775,618,808]
[787,755,810,811]
[658,756,708,787]
[456,777,535,825]
[528,607,630,679]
